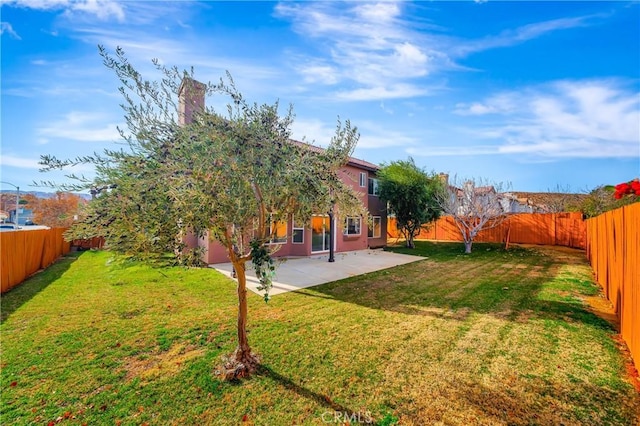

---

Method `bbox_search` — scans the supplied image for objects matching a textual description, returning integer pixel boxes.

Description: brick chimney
[438,173,449,186]
[178,77,206,125]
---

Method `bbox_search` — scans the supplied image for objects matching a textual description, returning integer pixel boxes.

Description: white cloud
[443,79,640,159]
[407,145,498,157]
[275,2,605,102]
[453,15,601,56]
[291,117,419,150]
[335,84,430,101]
[0,155,40,169]
[37,111,122,142]
[275,1,437,100]
[357,123,420,149]
[0,22,21,39]
[290,118,337,147]
[355,2,401,22]
[454,93,518,115]
[5,0,125,21]
[298,63,340,85]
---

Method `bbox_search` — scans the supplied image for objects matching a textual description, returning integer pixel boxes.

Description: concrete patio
[211,249,425,296]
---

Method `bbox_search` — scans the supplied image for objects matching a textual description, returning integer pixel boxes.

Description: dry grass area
[1,243,639,425]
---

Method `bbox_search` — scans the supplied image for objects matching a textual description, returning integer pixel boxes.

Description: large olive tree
[41,47,367,379]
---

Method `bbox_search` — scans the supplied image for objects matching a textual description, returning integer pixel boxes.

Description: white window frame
[343,217,362,236]
[368,178,379,196]
[359,172,367,187]
[368,216,381,238]
[292,216,304,244]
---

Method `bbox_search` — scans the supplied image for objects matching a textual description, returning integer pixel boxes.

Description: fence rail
[388,212,586,249]
[0,228,71,293]
[586,203,639,369]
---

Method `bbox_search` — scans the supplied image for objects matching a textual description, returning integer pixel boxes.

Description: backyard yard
[1,242,638,425]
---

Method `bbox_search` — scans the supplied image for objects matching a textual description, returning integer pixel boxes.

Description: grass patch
[1,243,638,425]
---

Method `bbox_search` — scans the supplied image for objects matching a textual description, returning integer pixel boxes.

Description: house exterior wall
[177,76,386,265]
[198,163,387,265]
[9,208,34,225]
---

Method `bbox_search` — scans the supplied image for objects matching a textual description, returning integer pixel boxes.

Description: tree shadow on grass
[256,364,376,423]
[414,374,639,425]
[1,252,80,324]
[292,243,614,332]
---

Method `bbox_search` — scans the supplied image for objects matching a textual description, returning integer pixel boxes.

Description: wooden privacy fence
[586,202,640,369]
[0,228,71,293]
[388,212,586,249]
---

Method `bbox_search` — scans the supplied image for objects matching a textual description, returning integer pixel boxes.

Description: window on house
[368,178,379,196]
[343,217,361,236]
[268,215,287,244]
[292,216,304,244]
[368,216,381,238]
[359,172,367,187]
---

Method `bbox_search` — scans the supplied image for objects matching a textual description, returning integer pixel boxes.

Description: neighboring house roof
[450,184,497,198]
[508,192,587,212]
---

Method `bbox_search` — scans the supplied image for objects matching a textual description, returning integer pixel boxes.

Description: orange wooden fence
[0,228,71,293]
[586,202,640,369]
[388,212,586,249]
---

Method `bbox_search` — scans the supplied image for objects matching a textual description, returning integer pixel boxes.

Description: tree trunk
[406,233,415,249]
[233,260,252,362]
[217,259,260,380]
[402,226,415,248]
[464,240,472,254]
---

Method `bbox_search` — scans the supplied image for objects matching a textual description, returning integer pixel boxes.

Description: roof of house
[508,191,587,210]
[290,139,379,172]
[450,184,497,197]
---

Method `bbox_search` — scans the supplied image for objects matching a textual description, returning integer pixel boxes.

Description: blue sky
[1,0,639,194]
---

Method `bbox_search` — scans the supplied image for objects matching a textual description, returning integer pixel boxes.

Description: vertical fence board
[1,228,71,294]
[388,212,586,249]
[586,202,640,370]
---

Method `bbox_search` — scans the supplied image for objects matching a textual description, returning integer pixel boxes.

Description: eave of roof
[289,139,379,171]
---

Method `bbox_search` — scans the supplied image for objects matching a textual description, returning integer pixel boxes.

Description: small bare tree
[437,177,509,253]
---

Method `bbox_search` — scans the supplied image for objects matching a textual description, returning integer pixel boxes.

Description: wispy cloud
[291,116,419,150]
[0,155,40,169]
[4,0,125,21]
[274,1,442,100]
[274,2,604,102]
[452,15,602,56]
[430,79,640,159]
[0,21,21,39]
[37,111,122,142]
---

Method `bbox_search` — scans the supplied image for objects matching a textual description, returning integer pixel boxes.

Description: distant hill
[0,190,92,201]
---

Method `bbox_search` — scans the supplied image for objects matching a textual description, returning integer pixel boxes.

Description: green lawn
[1,242,638,425]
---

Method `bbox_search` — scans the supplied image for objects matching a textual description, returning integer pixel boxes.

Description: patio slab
[211,249,425,296]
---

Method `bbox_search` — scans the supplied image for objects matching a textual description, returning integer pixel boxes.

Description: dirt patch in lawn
[123,343,204,382]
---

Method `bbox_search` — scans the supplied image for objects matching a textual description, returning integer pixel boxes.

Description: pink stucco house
[179,79,387,264]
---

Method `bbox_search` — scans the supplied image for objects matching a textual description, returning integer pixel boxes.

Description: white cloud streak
[291,117,419,150]
[439,79,640,159]
[1,21,21,39]
[452,15,601,56]
[274,2,602,102]
[4,0,125,21]
[0,155,40,169]
[37,111,122,142]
